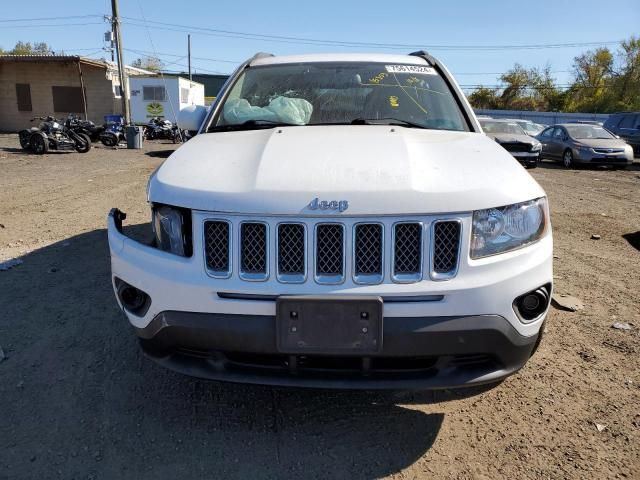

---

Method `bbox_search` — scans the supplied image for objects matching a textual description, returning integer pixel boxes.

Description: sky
[1,0,639,91]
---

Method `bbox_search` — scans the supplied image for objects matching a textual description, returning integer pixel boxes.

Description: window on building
[114,85,123,98]
[180,88,189,104]
[16,84,32,111]
[143,86,166,101]
[52,86,85,113]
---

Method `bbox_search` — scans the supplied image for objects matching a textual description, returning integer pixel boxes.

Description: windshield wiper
[209,119,302,132]
[350,117,428,129]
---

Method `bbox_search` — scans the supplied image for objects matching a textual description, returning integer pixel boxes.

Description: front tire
[19,130,31,150]
[562,149,574,169]
[101,132,119,147]
[30,133,48,155]
[74,133,92,153]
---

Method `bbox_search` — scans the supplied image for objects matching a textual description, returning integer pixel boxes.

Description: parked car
[108,51,553,390]
[504,119,545,137]
[536,123,634,168]
[479,119,542,168]
[573,120,604,126]
[603,112,640,156]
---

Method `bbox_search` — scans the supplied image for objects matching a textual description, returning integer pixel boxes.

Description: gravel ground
[0,133,638,479]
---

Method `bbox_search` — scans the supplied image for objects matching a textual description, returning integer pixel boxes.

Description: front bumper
[108,209,553,389]
[574,149,633,165]
[137,311,541,389]
[511,152,539,167]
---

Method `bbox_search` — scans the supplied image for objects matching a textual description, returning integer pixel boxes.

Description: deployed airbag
[223,96,313,125]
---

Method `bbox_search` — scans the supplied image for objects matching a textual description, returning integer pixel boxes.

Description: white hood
[149,125,545,215]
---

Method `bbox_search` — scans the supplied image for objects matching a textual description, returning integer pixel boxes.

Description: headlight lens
[152,205,191,256]
[471,198,548,259]
[531,142,542,151]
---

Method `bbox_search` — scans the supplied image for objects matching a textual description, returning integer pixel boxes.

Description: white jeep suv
[108,51,553,389]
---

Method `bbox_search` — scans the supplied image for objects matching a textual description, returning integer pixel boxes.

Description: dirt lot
[0,133,638,479]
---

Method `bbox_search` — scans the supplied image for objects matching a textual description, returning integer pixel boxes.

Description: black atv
[19,116,91,154]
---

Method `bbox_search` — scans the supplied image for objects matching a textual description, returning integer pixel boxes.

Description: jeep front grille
[203,216,462,283]
[432,220,461,279]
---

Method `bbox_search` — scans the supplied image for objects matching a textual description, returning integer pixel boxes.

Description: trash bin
[126,125,143,149]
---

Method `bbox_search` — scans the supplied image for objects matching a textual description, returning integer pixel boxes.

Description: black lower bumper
[135,312,541,390]
[513,155,539,168]
[577,157,632,166]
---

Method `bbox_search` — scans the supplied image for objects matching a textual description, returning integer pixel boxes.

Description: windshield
[480,120,527,135]
[209,62,468,132]
[566,125,615,139]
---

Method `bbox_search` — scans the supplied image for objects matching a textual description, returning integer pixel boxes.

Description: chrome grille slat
[432,221,461,279]
[204,221,231,277]
[393,223,422,282]
[354,223,383,284]
[315,224,345,283]
[277,223,306,282]
[240,222,267,280]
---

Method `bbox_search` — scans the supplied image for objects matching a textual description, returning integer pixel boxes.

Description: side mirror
[177,105,207,132]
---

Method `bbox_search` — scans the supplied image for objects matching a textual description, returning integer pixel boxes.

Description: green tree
[467,86,501,109]
[131,56,164,72]
[565,47,614,112]
[4,41,53,55]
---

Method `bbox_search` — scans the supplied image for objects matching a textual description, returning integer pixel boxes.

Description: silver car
[536,123,634,169]
[480,119,542,168]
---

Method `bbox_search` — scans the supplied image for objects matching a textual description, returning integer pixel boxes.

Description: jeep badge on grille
[308,198,349,213]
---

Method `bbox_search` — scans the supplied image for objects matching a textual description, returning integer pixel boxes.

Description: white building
[129,75,205,124]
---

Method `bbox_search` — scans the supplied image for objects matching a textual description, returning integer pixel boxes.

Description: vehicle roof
[502,118,534,123]
[479,118,520,123]
[250,52,429,67]
[553,123,606,127]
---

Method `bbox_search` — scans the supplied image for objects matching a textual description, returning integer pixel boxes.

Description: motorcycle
[19,116,91,154]
[100,120,125,147]
[64,114,104,142]
[172,128,193,144]
[144,117,175,141]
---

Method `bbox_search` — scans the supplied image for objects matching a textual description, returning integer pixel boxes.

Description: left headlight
[152,204,192,257]
[471,197,548,259]
[531,142,542,151]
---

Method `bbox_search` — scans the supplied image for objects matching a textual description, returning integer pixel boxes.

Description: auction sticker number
[385,65,436,75]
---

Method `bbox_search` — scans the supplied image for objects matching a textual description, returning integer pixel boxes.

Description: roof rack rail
[408,50,436,66]
[248,52,274,64]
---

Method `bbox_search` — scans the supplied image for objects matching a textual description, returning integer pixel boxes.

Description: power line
[0,15,103,22]
[124,47,240,64]
[120,18,622,51]
[0,22,105,29]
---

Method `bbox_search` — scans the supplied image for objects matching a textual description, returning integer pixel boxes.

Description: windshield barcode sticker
[385,65,436,75]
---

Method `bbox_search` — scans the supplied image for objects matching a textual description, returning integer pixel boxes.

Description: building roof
[0,54,155,75]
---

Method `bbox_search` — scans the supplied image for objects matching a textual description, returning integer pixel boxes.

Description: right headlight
[471,197,548,259]
[152,204,192,257]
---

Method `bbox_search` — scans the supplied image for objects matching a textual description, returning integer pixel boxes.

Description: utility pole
[111,0,131,125]
[188,34,192,81]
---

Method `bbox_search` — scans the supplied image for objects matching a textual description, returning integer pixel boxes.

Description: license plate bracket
[276,296,383,355]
